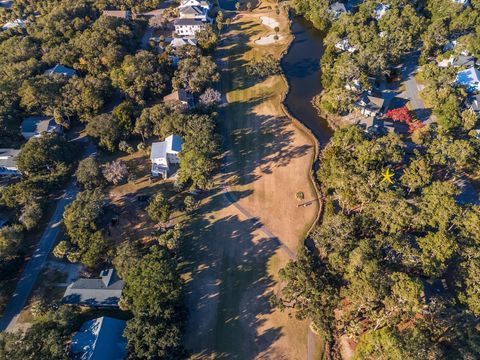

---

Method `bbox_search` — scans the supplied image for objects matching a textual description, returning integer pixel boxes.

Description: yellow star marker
[381,168,394,184]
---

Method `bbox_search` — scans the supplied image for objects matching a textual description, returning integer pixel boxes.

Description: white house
[456,66,480,93]
[0,149,20,176]
[150,135,183,178]
[180,0,210,11]
[179,5,211,22]
[44,64,77,77]
[2,18,25,30]
[174,18,208,36]
[21,116,62,139]
[335,38,357,53]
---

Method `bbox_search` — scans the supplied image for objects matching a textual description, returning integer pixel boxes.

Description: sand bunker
[254,34,283,45]
[260,16,279,29]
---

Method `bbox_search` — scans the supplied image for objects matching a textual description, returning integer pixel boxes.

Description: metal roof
[71,317,127,360]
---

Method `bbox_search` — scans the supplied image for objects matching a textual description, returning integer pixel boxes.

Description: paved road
[0,139,96,332]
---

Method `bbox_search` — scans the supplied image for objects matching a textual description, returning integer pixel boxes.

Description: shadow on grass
[180,188,283,358]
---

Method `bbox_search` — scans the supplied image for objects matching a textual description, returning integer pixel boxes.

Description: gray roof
[0,149,20,171]
[329,2,347,14]
[451,55,475,68]
[356,93,384,112]
[174,18,205,26]
[71,317,127,360]
[468,94,480,112]
[180,5,205,15]
[21,116,55,134]
[44,64,76,77]
[62,269,124,307]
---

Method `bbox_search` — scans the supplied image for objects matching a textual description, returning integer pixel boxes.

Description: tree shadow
[180,189,284,359]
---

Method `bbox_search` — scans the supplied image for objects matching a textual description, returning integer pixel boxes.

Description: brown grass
[182,2,319,358]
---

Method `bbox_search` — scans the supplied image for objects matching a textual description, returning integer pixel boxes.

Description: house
[174,18,208,36]
[44,64,77,77]
[328,2,347,19]
[335,38,356,53]
[467,94,480,113]
[180,0,210,11]
[150,135,182,178]
[438,54,475,68]
[374,3,390,19]
[170,36,198,48]
[102,10,131,19]
[354,93,385,117]
[21,116,61,139]
[456,66,480,93]
[0,149,20,176]
[70,317,127,360]
[451,0,469,6]
[62,268,125,308]
[164,89,194,108]
[2,18,25,30]
[179,5,210,21]
[0,1,13,9]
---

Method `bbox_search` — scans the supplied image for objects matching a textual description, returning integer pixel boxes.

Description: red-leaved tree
[385,106,423,134]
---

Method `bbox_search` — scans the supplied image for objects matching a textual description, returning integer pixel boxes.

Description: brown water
[282,16,333,146]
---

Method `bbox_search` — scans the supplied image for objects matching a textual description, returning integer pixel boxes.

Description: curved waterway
[282,16,333,146]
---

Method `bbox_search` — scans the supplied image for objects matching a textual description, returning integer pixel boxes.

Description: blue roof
[456,66,480,93]
[45,64,76,77]
[71,317,127,360]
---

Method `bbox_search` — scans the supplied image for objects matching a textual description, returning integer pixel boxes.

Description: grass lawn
[181,2,321,358]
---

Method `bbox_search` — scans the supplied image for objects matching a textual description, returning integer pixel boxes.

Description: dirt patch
[260,16,279,29]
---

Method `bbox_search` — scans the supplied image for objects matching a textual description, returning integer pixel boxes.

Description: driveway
[0,139,96,332]
[399,51,434,124]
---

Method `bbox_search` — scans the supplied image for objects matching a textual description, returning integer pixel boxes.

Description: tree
[17,133,74,184]
[146,192,171,223]
[110,51,170,102]
[19,202,43,230]
[274,248,338,338]
[113,101,139,137]
[0,224,23,260]
[183,195,198,214]
[86,113,121,152]
[102,160,128,185]
[63,189,106,266]
[19,75,68,115]
[246,55,281,79]
[173,55,220,94]
[246,2,252,11]
[199,88,221,108]
[235,2,240,11]
[400,155,432,193]
[75,157,104,190]
[195,25,219,53]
